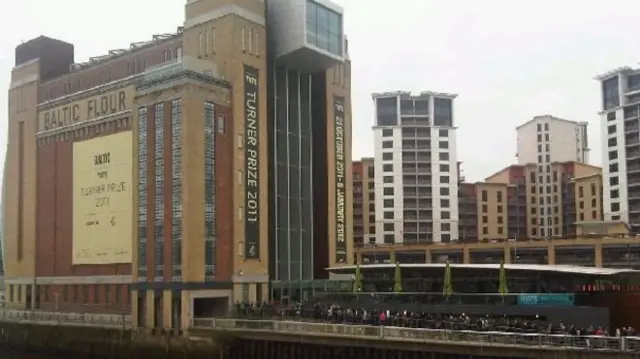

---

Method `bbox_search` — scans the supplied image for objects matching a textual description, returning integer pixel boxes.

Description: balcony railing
[192,318,640,352]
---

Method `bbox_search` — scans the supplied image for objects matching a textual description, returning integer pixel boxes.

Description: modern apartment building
[595,66,640,228]
[372,91,458,244]
[4,0,352,329]
[516,115,589,165]
[473,161,603,240]
[352,158,375,248]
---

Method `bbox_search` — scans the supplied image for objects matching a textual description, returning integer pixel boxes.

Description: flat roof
[327,263,640,276]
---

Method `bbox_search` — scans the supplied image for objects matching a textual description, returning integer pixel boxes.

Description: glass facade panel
[306,0,343,56]
[271,65,315,283]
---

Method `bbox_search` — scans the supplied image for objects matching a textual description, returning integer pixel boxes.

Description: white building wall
[516,121,539,165]
[372,126,404,245]
[517,116,589,165]
[430,126,459,242]
[549,119,583,163]
[601,107,628,222]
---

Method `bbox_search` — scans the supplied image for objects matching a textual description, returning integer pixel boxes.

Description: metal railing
[192,318,640,353]
[0,309,131,328]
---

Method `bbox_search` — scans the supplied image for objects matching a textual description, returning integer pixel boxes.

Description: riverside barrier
[193,318,640,353]
[0,309,131,328]
[2,309,640,354]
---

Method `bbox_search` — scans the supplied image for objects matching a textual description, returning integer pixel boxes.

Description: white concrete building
[595,66,640,227]
[516,115,589,165]
[372,91,458,244]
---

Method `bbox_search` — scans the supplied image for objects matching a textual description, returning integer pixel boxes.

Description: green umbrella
[499,260,509,302]
[353,263,363,293]
[442,261,453,299]
[393,262,403,293]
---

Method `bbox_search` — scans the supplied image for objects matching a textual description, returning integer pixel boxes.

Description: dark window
[481,190,488,201]
[382,129,393,137]
[608,137,617,147]
[609,163,618,173]
[434,98,453,126]
[383,187,394,195]
[440,188,449,196]
[607,112,616,121]
[439,153,449,161]
[439,164,450,172]
[383,223,394,231]
[608,124,617,134]
[383,164,393,172]
[602,76,620,110]
[383,199,394,208]
[382,141,393,149]
[376,97,398,126]
[383,211,394,219]
[382,152,393,161]
[383,176,393,183]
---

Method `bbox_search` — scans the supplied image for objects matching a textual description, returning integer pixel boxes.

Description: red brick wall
[36,119,132,314]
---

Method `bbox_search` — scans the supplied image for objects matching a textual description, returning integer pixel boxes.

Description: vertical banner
[244,65,260,259]
[334,96,347,264]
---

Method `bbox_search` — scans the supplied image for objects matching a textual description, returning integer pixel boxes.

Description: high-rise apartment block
[372,91,458,244]
[352,158,375,248]
[516,115,589,165]
[596,66,640,228]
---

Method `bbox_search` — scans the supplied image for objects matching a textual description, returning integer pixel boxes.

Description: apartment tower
[596,66,640,228]
[372,91,458,244]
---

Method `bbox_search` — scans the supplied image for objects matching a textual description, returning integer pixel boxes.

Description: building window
[383,164,393,172]
[439,153,449,161]
[382,129,393,137]
[481,190,488,202]
[204,101,216,280]
[137,106,148,281]
[154,103,165,280]
[382,141,393,149]
[171,99,183,280]
[382,152,393,161]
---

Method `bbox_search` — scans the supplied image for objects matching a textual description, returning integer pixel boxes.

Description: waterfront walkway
[1,309,640,354]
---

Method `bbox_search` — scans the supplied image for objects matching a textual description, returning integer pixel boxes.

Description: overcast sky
[1,0,640,184]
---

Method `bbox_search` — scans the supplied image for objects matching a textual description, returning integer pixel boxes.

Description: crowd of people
[233,301,637,339]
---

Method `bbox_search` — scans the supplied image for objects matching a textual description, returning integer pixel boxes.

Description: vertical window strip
[171,99,183,281]
[154,103,165,281]
[137,107,148,281]
[204,102,216,280]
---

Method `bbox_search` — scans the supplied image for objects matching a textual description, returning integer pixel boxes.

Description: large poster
[334,96,347,264]
[72,131,133,264]
[244,65,260,259]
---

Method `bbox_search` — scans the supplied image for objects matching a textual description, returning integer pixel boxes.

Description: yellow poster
[72,131,133,264]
